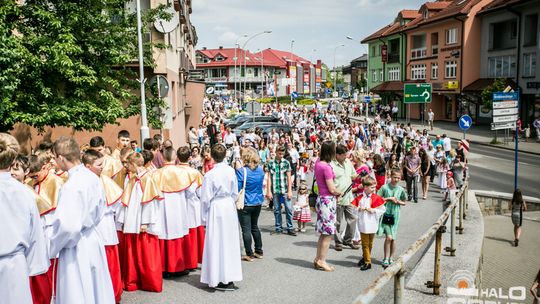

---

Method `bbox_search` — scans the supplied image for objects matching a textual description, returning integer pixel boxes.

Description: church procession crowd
[0,97,471,303]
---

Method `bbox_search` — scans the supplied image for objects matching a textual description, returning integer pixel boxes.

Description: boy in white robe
[200,144,243,291]
[82,150,124,302]
[48,137,115,304]
[0,133,49,304]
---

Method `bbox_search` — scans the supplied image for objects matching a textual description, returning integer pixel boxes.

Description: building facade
[195,47,326,99]
[470,0,540,125]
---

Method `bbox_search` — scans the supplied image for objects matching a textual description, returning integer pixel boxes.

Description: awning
[370,81,423,96]
[462,78,517,93]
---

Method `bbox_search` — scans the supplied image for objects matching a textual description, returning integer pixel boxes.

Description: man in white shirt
[427,109,435,131]
[224,127,237,149]
[442,134,452,157]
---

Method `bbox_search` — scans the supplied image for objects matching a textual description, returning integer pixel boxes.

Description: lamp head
[346,36,353,40]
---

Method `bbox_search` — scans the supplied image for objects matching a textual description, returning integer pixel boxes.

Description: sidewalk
[482,215,539,303]
[400,119,540,155]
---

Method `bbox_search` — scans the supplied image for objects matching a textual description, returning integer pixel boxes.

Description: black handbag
[308,178,318,208]
[382,213,395,225]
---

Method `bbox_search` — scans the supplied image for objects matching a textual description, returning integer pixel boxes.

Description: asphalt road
[467,144,540,198]
[122,177,448,304]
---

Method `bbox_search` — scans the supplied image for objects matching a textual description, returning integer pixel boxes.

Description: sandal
[382,258,389,268]
[314,261,334,272]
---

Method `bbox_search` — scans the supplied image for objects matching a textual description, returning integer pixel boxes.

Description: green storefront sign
[404,83,432,103]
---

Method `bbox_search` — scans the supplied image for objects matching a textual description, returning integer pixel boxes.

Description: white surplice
[200,161,242,287]
[159,191,189,240]
[186,182,202,229]
[0,172,49,304]
[48,165,114,304]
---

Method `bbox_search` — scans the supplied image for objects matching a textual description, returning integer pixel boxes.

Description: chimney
[202,47,207,50]
[219,46,223,49]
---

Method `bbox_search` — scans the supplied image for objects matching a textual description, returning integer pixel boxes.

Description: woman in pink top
[313,141,342,272]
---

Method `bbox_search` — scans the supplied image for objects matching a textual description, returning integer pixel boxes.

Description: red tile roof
[412,0,483,27]
[196,48,313,68]
[424,1,452,10]
[477,0,524,14]
[400,9,421,19]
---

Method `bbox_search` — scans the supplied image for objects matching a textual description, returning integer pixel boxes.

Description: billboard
[289,65,297,93]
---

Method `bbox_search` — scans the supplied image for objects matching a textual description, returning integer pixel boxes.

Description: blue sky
[191,0,427,67]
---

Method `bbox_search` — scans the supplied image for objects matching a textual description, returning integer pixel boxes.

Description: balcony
[387,53,400,64]
[411,47,427,59]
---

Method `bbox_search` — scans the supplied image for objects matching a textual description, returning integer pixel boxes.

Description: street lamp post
[234,34,248,102]
[135,0,149,142]
[241,30,272,106]
[333,44,345,96]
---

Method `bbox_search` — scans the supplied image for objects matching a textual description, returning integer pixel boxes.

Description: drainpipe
[378,37,386,107]
[454,15,466,120]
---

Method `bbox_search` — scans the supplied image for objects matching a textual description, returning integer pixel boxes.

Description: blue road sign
[459,114,472,131]
[493,92,518,101]
[291,91,298,99]
[325,88,331,94]
[364,95,371,103]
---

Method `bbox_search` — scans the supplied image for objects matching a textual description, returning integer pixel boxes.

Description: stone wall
[473,190,540,216]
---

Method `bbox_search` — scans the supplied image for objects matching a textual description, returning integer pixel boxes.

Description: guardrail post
[426,226,444,295]
[394,268,405,304]
[463,186,468,219]
[457,193,464,234]
[445,206,456,256]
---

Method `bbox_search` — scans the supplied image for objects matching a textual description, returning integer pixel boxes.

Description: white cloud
[213,25,231,32]
[217,31,239,45]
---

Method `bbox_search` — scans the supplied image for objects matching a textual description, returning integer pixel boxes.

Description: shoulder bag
[308,178,318,208]
[236,167,247,210]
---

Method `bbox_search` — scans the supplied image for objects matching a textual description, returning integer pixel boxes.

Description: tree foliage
[481,78,509,109]
[0,0,168,132]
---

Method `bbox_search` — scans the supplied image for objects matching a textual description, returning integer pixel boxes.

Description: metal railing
[352,179,469,304]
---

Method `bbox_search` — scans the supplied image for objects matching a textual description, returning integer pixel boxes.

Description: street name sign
[493,114,518,123]
[493,108,518,116]
[491,91,518,131]
[459,115,472,131]
[491,122,516,130]
[404,83,432,103]
[493,100,518,109]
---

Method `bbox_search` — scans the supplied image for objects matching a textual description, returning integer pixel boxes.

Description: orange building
[403,0,495,122]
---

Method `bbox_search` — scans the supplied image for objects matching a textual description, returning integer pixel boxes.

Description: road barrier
[352,178,469,304]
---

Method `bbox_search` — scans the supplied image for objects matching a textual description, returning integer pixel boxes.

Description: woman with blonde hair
[236,147,265,261]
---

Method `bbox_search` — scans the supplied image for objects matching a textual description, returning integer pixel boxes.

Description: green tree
[481,78,508,109]
[0,0,167,132]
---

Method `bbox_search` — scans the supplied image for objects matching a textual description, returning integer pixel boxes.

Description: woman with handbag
[313,141,342,272]
[510,189,527,247]
[236,148,265,261]
[377,170,407,269]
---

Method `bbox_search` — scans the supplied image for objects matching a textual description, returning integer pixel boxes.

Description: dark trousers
[237,205,263,256]
[406,174,418,201]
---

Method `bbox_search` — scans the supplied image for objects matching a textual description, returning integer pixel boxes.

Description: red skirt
[160,236,189,273]
[196,226,205,264]
[122,233,162,292]
[105,245,123,302]
[30,272,51,304]
[375,174,385,190]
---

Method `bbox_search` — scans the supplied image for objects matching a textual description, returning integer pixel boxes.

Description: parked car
[226,115,279,129]
[232,122,279,137]
[259,124,293,141]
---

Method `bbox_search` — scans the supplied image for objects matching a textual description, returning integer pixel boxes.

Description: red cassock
[105,245,123,302]
[29,273,51,304]
[123,233,162,292]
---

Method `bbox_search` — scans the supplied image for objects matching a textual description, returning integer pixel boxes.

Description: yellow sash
[121,170,162,206]
[100,175,123,206]
[152,164,193,193]
[35,172,64,209]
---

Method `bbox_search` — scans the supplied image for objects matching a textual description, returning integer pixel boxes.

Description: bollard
[394,268,405,304]
[433,226,443,295]
[445,206,456,256]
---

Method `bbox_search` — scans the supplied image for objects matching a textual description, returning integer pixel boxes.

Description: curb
[440,134,540,156]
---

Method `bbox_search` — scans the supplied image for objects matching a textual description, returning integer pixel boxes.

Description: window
[380,69,383,82]
[524,14,538,46]
[372,69,378,82]
[431,32,439,55]
[523,53,537,77]
[388,67,400,81]
[411,34,427,59]
[487,55,516,78]
[371,45,378,57]
[490,19,517,50]
[423,9,429,20]
[446,28,457,45]
[411,64,426,80]
[215,56,224,61]
[431,63,438,79]
[445,61,457,78]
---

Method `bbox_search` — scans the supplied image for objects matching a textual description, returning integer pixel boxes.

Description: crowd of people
[2,95,477,304]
